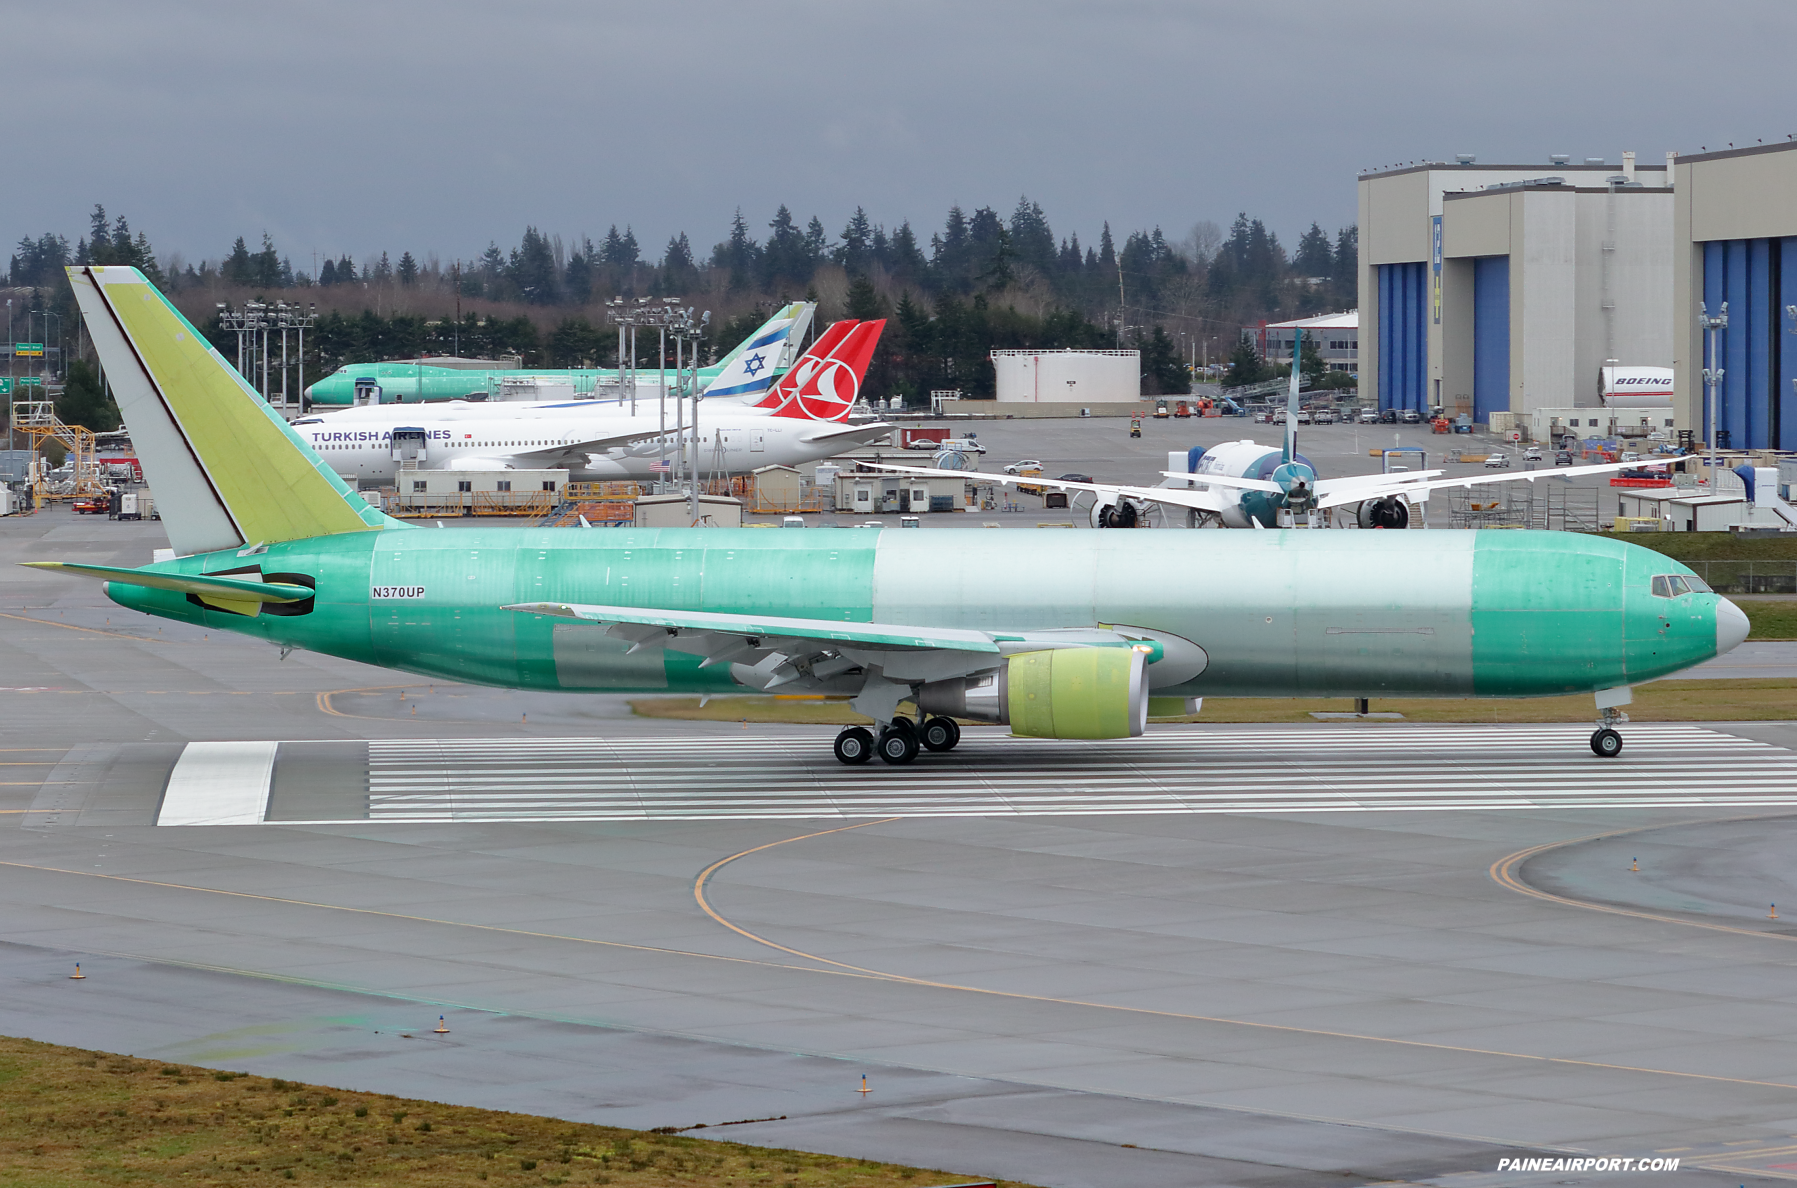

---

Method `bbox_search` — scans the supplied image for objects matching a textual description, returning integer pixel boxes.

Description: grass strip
[0,1034,1024,1187]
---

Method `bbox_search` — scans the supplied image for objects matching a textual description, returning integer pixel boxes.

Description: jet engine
[917,647,1149,739]
[1090,498,1139,529]
[1357,494,1411,529]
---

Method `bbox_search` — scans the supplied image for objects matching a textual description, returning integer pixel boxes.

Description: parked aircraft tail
[755,320,886,422]
[703,301,815,403]
[66,266,401,555]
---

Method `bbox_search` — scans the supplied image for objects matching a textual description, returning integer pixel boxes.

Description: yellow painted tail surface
[67,266,399,556]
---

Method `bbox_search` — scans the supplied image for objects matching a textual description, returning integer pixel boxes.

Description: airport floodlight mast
[665,303,711,518]
[606,296,707,499]
[216,301,317,415]
[1699,301,1728,466]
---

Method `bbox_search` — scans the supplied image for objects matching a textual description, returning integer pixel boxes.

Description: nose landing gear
[1590,705,1627,757]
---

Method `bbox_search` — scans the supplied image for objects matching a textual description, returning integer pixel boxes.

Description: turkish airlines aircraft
[292,321,888,484]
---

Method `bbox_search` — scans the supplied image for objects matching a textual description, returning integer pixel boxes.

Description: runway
[137,724,1797,826]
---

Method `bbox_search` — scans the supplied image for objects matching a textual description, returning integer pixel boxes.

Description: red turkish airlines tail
[753,319,886,421]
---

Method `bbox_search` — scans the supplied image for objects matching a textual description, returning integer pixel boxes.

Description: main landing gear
[1590,706,1626,757]
[834,717,961,766]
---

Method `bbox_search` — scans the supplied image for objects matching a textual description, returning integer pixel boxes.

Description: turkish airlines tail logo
[755,319,885,421]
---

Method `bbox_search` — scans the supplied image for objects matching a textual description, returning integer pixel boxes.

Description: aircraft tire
[1590,727,1623,758]
[834,727,876,765]
[921,716,960,752]
[876,724,920,765]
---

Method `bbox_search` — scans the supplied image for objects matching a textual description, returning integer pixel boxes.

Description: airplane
[873,328,1673,529]
[300,302,816,406]
[34,266,1748,772]
[289,319,890,484]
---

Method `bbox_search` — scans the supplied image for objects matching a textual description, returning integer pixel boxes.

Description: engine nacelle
[917,647,1149,739]
[1357,494,1411,529]
[1090,499,1139,529]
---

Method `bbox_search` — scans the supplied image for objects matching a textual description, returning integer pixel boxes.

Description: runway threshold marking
[688,818,1797,1098]
[352,725,1797,822]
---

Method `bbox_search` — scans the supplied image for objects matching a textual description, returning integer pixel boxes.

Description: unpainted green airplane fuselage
[305,362,731,405]
[103,527,1726,700]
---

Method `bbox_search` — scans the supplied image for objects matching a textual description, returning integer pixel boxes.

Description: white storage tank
[990,349,1139,403]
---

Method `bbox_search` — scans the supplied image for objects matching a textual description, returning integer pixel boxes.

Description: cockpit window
[1653,575,1703,598]
[1652,576,1673,598]
[1684,574,1712,594]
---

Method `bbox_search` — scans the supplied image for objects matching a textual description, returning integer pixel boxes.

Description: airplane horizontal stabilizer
[20,562,314,604]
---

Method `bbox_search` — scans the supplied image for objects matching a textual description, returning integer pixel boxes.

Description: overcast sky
[12,0,1797,271]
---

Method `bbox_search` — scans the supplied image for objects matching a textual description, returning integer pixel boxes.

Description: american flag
[649,460,671,473]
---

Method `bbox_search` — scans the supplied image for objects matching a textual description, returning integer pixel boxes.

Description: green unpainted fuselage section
[305,362,734,406]
[103,528,1724,700]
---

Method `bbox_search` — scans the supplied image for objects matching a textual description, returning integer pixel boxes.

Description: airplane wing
[799,420,896,443]
[509,426,682,460]
[865,461,1277,505]
[503,602,1155,698]
[506,602,1001,653]
[1309,457,1675,509]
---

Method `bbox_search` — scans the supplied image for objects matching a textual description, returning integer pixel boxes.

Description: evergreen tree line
[9,200,1355,410]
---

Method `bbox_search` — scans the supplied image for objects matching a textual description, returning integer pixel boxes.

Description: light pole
[42,313,61,381]
[1699,301,1728,472]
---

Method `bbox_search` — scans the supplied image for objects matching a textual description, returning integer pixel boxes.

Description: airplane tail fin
[1284,327,1301,464]
[67,266,401,556]
[703,301,815,404]
[758,320,886,422]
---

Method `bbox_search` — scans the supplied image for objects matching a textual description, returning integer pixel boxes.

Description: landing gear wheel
[834,726,875,765]
[1590,727,1623,758]
[920,716,961,752]
[876,723,920,765]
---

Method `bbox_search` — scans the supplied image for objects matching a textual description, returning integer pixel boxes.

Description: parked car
[1555,450,1575,465]
[1295,410,1312,425]
[1003,459,1043,475]
[1524,446,1542,461]
[1359,409,1379,424]
[1484,453,1511,469]
[1056,473,1095,484]
[1378,409,1399,424]
[1400,409,1422,424]
[1312,409,1336,425]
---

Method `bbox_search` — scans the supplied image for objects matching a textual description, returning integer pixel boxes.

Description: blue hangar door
[1378,262,1426,415]
[1473,256,1510,425]
[1702,237,1797,450]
